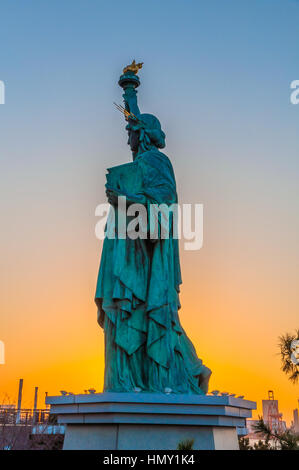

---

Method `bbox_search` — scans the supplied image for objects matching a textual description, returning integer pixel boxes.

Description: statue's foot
[197,366,212,394]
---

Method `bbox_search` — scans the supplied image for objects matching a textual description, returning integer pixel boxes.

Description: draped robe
[95,148,211,394]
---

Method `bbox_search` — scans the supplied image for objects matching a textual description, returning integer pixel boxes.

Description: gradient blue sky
[0,0,298,421]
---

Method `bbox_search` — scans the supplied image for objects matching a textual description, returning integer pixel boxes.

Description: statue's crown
[114,102,139,122]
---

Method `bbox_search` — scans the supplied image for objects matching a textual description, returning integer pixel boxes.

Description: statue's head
[126,113,166,155]
[291,339,299,365]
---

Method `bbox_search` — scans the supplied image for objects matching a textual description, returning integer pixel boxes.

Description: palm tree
[253,417,299,450]
[177,439,194,450]
[278,329,299,384]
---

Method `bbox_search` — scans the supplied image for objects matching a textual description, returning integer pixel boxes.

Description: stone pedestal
[46,392,256,450]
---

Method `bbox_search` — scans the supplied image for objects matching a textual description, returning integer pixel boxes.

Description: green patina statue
[95,61,211,394]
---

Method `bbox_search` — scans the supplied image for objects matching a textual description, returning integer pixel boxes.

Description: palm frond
[253,417,299,450]
[177,439,194,450]
[278,329,299,383]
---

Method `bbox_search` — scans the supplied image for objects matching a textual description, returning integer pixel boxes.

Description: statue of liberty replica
[95,61,211,395]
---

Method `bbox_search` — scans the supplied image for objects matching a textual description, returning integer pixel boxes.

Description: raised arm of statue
[118,60,143,118]
[122,87,140,118]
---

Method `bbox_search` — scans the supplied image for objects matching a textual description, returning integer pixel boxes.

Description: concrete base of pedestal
[46,392,256,450]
